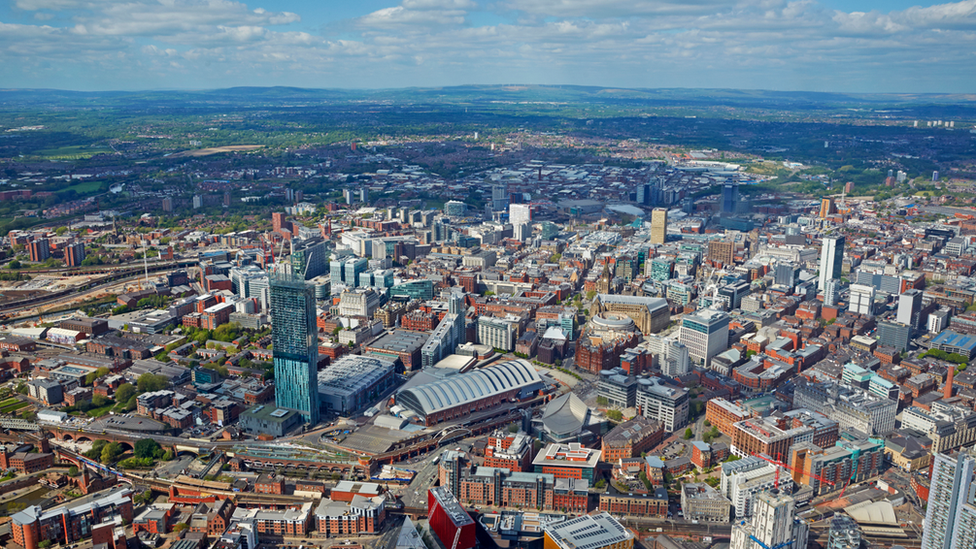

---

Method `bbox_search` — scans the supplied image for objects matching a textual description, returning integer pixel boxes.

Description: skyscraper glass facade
[271,271,320,424]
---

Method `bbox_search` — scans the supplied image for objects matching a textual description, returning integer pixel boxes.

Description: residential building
[720,455,788,519]
[730,491,808,549]
[920,449,976,549]
[271,271,320,424]
[601,416,664,463]
[650,208,667,245]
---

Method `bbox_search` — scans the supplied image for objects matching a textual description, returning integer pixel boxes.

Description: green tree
[115,383,136,404]
[683,428,693,440]
[101,442,124,464]
[134,439,163,460]
[67,465,79,477]
[85,367,110,386]
[137,373,168,392]
[607,410,623,422]
[15,382,27,395]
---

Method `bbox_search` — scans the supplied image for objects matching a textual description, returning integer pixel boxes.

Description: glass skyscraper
[271,271,320,424]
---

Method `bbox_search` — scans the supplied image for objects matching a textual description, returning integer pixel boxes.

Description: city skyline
[1,0,975,93]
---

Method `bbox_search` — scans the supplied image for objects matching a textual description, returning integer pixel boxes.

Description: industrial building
[317,355,398,415]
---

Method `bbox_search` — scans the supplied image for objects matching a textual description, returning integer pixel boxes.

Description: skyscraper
[897,289,924,332]
[271,271,320,424]
[509,203,531,226]
[774,263,800,287]
[730,491,808,549]
[722,182,739,213]
[921,449,976,549]
[818,235,845,291]
[650,208,668,245]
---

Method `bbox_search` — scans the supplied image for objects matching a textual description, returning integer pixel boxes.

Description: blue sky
[1,0,974,93]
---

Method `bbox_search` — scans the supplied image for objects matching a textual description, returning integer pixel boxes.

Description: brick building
[601,416,664,463]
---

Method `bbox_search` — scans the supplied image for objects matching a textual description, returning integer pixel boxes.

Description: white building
[645,335,690,377]
[679,309,730,367]
[720,456,789,519]
[818,235,845,291]
[849,284,875,316]
[509,203,532,226]
[730,491,808,549]
[636,377,689,433]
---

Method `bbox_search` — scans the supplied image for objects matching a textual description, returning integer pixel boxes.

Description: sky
[1,0,975,93]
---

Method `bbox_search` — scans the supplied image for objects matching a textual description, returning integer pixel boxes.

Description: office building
[877,321,911,353]
[543,513,633,549]
[898,289,924,331]
[271,271,320,424]
[644,335,690,377]
[921,449,976,549]
[823,278,841,307]
[421,293,466,368]
[428,487,477,549]
[338,288,381,318]
[509,203,531,226]
[679,309,730,366]
[636,377,689,432]
[682,483,731,522]
[290,237,328,280]
[819,235,845,291]
[793,381,896,436]
[848,284,875,316]
[722,182,738,213]
[708,240,735,266]
[444,200,466,217]
[819,198,836,218]
[532,442,601,482]
[650,208,668,245]
[730,491,808,549]
[477,316,518,352]
[774,263,800,287]
[491,184,509,211]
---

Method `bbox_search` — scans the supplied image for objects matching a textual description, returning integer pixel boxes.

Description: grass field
[0,398,20,407]
[0,401,29,413]
[86,403,114,417]
[56,180,104,194]
[39,145,113,160]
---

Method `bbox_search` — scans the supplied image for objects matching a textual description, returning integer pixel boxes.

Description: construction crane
[750,452,836,492]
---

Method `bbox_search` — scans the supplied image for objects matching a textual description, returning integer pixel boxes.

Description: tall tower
[921,450,976,549]
[818,235,845,291]
[270,271,320,424]
[730,491,808,549]
[897,289,924,332]
[722,182,739,213]
[650,208,668,245]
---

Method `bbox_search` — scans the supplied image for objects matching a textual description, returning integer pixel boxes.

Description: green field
[0,401,29,413]
[56,180,104,194]
[39,145,113,160]
[0,398,20,407]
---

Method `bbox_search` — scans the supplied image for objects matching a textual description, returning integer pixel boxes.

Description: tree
[134,439,163,460]
[115,383,136,404]
[15,382,27,395]
[137,373,168,393]
[68,465,79,477]
[173,523,189,533]
[101,442,124,464]
[162,450,175,461]
[607,410,623,422]
[85,367,110,386]
[683,428,693,440]
[639,470,652,491]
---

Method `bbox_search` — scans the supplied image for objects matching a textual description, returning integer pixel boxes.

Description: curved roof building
[397,359,543,425]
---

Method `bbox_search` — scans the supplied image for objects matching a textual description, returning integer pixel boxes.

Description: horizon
[2,0,975,94]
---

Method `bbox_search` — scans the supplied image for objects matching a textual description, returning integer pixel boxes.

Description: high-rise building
[722,182,739,213]
[818,235,845,291]
[650,208,668,245]
[823,278,841,307]
[64,242,85,267]
[491,184,509,211]
[708,240,735,266]
[421,293,466,368]
[679,309,730,367]
[271,271,320,424]
[636,183,651,205]
[730,491,808,549]
[28,238,50,263]
[290,238,328,280]
[897,289,924,332]
[819,198,836,218]
[645,335,690,378]
[877,321,911,353]
[848,284,875,316]
[921,449,976,549]
[192,194,203,209]
[636,377,689,433]
[774,263,800,287]
[509,203,531,226]
[827,515,862,549]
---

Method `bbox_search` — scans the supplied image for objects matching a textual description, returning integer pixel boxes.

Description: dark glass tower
[271,271,320,424]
